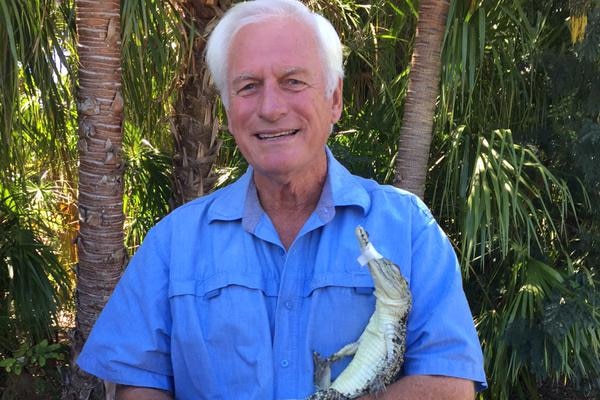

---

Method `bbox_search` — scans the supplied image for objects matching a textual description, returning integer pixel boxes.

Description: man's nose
[258,83,287,121]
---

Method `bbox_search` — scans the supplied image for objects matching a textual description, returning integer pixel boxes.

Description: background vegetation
[0,0,598,398]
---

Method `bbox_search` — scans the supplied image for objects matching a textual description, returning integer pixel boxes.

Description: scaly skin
[307,226,412,400]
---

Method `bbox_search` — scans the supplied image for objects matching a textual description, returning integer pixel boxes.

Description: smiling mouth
[256,129,299,140]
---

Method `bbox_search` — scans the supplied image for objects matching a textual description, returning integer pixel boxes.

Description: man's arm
[116,385,173,400]
[361,375,475,400]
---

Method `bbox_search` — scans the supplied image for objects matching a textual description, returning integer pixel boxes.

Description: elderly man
[77,0,487,399]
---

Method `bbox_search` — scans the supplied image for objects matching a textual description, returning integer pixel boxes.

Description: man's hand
[116,385,174,400]
[359,375,475,400]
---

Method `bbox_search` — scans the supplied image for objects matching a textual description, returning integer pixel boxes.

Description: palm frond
[122,131,173,251]
[121,0,190,149]
[0,189,71,351]
[0,0,76,178]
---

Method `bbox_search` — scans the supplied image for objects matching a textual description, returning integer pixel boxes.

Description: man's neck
[253,168,327,249]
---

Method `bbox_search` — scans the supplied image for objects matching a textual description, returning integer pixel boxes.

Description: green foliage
[0,339,65,376]
[0,339,68,399]
[123,134,174,252]
[540,272,600,388]
[0,190,71,352]
[574,121,600,193]
[432,128,578,269]
[0,0,76,177]
[430,0,600,398]
[0,0,76,364]
[478,262,600,398]
[121,0,188,150]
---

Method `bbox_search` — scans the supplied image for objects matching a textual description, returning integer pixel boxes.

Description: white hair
[205,0,344,108]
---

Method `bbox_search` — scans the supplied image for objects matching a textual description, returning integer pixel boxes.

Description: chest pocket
[169,271,279,341]
[168,271,279,399]
[303,272,376,380]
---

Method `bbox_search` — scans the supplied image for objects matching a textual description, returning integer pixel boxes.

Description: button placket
[272,240,307,397]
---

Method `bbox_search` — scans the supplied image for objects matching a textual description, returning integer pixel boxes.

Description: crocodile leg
[313,341,359,390]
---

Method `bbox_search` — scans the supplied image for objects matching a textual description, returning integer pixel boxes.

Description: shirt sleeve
[76,227,174,392]
[402,199,487,391]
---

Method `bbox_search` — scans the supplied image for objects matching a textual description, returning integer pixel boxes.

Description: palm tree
[393,0,450,199]
[171,1,226,206]
[66,0,125,397]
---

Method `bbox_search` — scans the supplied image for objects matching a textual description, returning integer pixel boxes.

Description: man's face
[225,17,343,182]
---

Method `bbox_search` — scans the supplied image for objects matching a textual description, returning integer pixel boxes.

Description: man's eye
[236,83,257,95]
[284,79,307,90]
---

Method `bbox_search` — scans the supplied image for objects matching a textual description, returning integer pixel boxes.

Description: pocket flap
[169,272,279,299]
[305,272,374,296]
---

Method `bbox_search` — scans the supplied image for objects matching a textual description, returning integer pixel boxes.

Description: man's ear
[330,78,343,124]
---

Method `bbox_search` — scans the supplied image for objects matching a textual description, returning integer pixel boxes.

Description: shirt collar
[206,146,371,228]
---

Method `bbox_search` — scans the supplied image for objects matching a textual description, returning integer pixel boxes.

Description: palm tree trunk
[66,0,125,398]
[394,0,450,200]
[172,0,225,205]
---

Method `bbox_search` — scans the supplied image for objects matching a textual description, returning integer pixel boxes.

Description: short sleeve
[76,228,174,392]
[403,201,487,391]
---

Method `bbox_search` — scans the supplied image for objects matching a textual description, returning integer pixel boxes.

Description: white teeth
[257,130,297,140]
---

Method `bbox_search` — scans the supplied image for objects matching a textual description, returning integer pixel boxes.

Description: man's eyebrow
[232,73,257,85]
[281,66,309,77]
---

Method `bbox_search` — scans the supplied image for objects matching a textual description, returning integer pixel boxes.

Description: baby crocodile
[307,226,412,400]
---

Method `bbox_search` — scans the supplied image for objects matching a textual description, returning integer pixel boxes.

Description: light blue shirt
[77,147,487,399]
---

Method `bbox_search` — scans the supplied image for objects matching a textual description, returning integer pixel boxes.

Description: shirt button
[280,359,289,368]
[284,300,293,310]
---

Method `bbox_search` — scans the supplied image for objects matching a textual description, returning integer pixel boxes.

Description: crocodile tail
[306,388,352,400]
